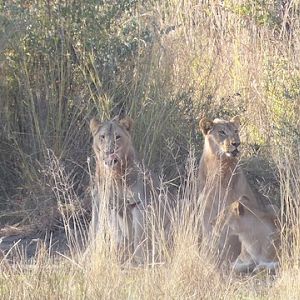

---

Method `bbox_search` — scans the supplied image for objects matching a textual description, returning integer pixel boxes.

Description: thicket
[0,0,299,229]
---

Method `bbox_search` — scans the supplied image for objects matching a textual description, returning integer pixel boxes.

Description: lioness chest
[203,169,247,212]
[109,174,156,211]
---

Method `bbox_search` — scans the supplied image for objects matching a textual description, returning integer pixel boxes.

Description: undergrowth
[0,1,300,299]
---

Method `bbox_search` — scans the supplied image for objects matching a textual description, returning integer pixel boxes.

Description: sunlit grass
[1,0,300,299]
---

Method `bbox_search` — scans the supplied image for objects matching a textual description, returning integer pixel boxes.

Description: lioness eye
[116,135,121,140]
[100,135,105,140]
[219,130,226,136]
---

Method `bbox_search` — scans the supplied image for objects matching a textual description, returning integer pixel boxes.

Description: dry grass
[0,152,300,299]
[1,0,300,299]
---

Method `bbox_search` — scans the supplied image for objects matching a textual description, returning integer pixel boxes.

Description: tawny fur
[216,196,280,273]
[89,115,172,264]
[198,116,264,263]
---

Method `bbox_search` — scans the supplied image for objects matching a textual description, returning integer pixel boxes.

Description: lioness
[198,116,264,263]
[89,115,171,264]
[215,196,280,273]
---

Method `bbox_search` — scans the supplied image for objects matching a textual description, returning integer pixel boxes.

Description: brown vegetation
[0,0,300,299]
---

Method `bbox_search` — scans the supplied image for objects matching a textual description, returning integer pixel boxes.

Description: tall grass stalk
[1,0,300,298]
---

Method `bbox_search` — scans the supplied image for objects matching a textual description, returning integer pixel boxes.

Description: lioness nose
[232,142,240,147]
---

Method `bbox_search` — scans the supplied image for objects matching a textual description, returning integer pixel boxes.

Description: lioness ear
[199,117,214,135]
[231,201,245,216]
[119,116,133,132]
[231,116,240,129]
[90,118,102,136]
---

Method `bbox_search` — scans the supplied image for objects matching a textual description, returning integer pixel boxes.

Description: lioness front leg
[132,206,148,264]
[89,187,103,242]
[108,209,128,261]
[231,244,255,273]
[217,229,241,265]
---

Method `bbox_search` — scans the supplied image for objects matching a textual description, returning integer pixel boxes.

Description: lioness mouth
[104,158,119,167]
[231,149,239,157]
[225,149,239,158]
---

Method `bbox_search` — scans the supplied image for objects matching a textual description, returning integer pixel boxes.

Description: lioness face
[199,116,241,158]
[90,116,134,174]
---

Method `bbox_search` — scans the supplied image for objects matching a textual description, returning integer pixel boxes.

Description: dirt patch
[0,226,81,262]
